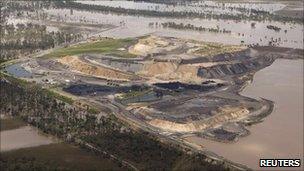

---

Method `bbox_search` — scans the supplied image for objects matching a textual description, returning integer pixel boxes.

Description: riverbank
[187,58,303,170]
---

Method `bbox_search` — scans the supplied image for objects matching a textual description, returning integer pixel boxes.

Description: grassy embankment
[119,89,151,99]
[43,89,74,105]
[44,38,137,58]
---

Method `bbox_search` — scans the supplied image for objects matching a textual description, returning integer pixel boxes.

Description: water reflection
[5,63,33,78]
[77,0,285,14]
[45,8,303,48]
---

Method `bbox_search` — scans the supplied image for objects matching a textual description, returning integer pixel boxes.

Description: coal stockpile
[63,84,147,96]
[153,81,223,91]
[205,129,239,142]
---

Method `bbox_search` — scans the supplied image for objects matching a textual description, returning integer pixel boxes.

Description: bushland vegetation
[0,74,230,170]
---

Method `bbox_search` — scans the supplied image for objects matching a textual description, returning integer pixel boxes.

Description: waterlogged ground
[0,126,55,152]
[45,7,303,49]
[0,119,123,170]
[77,0,286,14]
[1,143,123,170]
[186,59,304,170]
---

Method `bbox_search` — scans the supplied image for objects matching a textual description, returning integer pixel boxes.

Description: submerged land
[1,0,303,171]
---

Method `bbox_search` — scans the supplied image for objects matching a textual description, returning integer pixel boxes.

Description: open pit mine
[5,35,302,149]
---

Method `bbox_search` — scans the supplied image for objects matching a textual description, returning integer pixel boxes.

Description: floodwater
[186,59,303,170]
[77,0,285,14]
[0,126,56,152]
[7,17,59,33]
[5,63,33,78]
[45,7,303,49]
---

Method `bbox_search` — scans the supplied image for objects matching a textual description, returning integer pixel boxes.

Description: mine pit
[57,56,138,81]
[4,35,299,145]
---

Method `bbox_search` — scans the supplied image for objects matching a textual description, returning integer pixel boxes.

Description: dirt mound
[148,119,201,132]
[138,61,203,83]
[57,56,134,81]
[188,43,246,57]
[129,36,171,56]
[200,107,250,129]
[148,107,249,133]
[129,35,245,59]
[174,64,202,83]
[138,61,177,76]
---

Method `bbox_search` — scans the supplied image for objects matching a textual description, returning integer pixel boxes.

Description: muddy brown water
[77,0,286,14]
[0,126,56,152]
[186,59,303,170]
[45,8,303,49]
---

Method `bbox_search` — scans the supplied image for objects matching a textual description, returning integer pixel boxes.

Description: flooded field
[0,126,56,152]
[186,59,303,170]
[77,0,286,14]
[45,7,303,49]
[0,143,123,170]
[0,120,123,170]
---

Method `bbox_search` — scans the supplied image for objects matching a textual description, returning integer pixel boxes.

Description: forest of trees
[0,156,61,171]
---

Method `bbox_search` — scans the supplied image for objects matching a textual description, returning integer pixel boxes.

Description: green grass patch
[0,59,9,65]
[0,117,27,131]
[119,89,151,99]
[88,107,100,114]
[44,38,137,58]
[43,89,74,105]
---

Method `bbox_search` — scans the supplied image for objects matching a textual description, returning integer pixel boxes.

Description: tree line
[56,1,303,24]
[152,21,232,34]
[0,23,83,62]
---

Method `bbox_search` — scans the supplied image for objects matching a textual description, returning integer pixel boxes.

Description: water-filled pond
[5,63,33,78]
